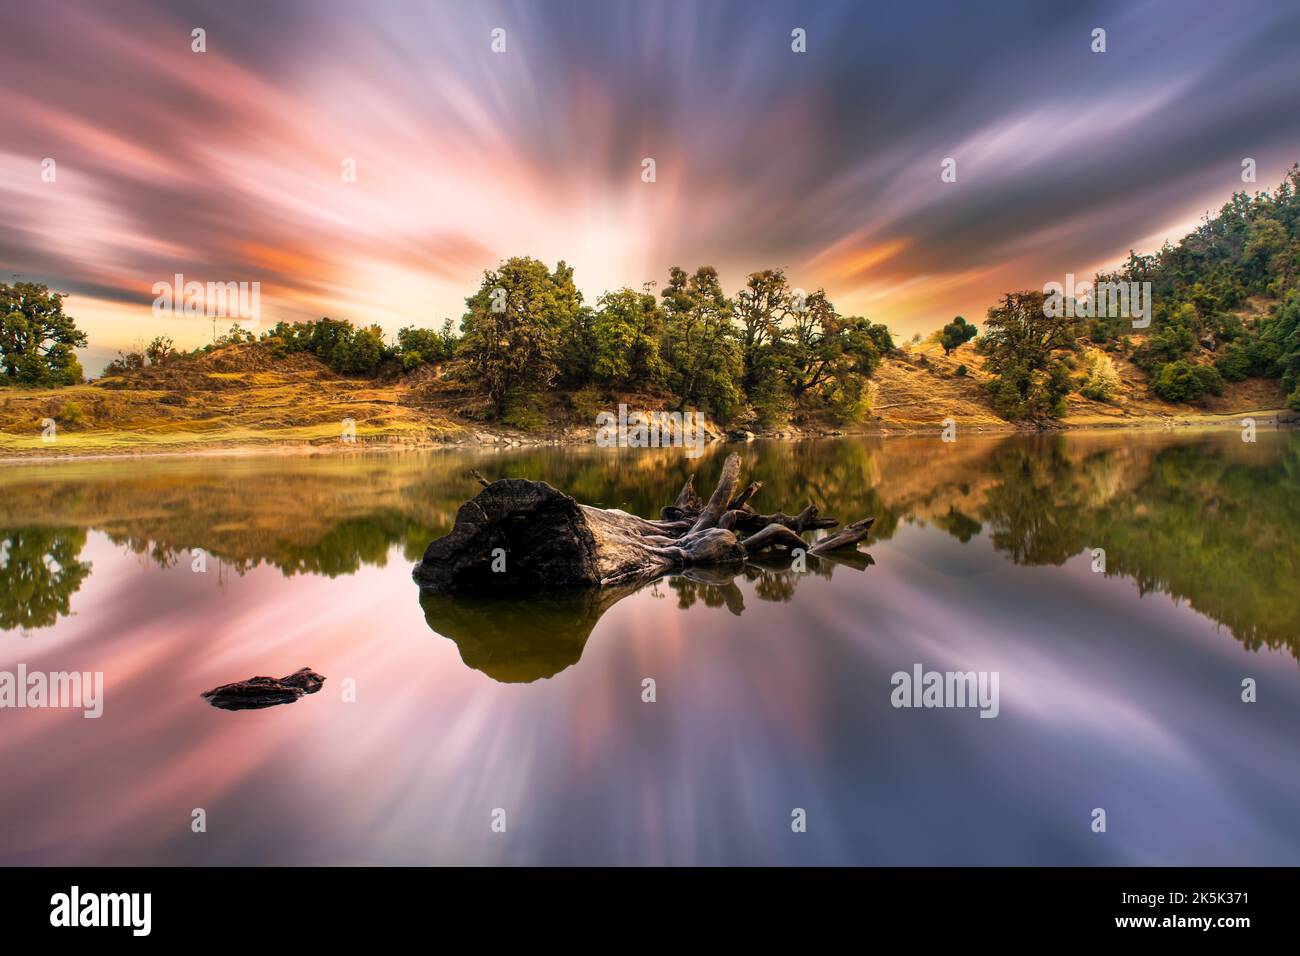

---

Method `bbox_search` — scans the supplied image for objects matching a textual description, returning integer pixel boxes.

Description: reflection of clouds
[3,433,1300,863]
[844,531,1300,865]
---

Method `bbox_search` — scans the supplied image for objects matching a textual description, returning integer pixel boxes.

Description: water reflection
[2,429,1295,658]
[0,527,92,632]
[3,431,1300,866]
[421,554,873,682]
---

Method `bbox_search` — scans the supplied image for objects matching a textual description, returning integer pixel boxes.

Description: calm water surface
[2,430,1299,865]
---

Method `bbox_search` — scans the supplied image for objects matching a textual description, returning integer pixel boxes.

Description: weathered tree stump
[413,454,873,594]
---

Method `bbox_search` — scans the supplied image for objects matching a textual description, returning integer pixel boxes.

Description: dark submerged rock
[202,667,326,711]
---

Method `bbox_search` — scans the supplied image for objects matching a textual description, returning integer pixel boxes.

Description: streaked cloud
[2,0,1299,364]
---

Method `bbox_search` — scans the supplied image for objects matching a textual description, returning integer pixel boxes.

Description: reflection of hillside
[1,433,1296,654]
[1075,443,1300,657]
[970,435,1300,658]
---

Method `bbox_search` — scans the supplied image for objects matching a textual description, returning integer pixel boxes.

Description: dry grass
[0,345,470,457]
[1,337,1291,458]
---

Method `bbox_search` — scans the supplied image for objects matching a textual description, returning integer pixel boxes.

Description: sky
[3,0,1300,371]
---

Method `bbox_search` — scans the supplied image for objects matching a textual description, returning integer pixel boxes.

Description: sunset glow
[4,0,1300,370]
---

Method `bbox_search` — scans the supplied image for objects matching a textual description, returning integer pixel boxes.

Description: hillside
[0,336,1290,459]
[870,336,1289,433]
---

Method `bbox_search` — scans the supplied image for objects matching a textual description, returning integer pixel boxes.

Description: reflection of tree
[932,507,982,544]
[0,439,905,583]
[0,528,91,631]
[980,437,1094,565]
[8,432,1299,659]
[1084,443,1300,657]
[968,435,1300,659]
[669,574,746,614]
[665,553,874,609]
[105,513,427,580]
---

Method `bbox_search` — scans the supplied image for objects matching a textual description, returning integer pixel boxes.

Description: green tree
[0,281,87,385]
[1079,349,1120,401]
[734,270,792,391]
[939,316,978,355]
[145,335,176,366]
[977,291,1077,419]
[661,266,743,419]
[332,324,386,373]
[397,322,456,370]
[590,287,667,389]
[784,289,845,397]
[459,257,581,413]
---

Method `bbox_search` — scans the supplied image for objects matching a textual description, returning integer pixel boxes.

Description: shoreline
[1,406,1292,466]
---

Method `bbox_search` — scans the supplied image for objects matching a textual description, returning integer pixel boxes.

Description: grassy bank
[1,340,1292,462]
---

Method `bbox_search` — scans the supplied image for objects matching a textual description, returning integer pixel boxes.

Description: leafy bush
[830,375,875,424]
[397,321,456,369]
[565,385,605,421]
[58,400,84,425]
[1080,350,1120,401]
[1215,344,1253,382]
[260,318,388,374]
[1150,360,1225,402]
[498,390,548,431]
[145,336,176,366]
[976,291,1076,419]
[104,351,145,376]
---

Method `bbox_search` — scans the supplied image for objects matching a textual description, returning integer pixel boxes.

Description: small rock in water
[201,667,326,711]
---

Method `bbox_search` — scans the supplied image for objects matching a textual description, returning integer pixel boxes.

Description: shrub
[397,324,455,368]
[1216,344,1252,382]
[565,385,605,421]
[498,391,548,431]
[58,400,84,425]
[1079,350,1120,401]
[939,316,978,355]
[104,352,145,376]
[1150,360,1224,402]
[830,375,875,424]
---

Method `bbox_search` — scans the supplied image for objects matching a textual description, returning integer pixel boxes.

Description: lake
[2,429,1299,865]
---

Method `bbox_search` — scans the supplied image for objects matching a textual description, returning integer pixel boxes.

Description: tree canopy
[0,281,86,385]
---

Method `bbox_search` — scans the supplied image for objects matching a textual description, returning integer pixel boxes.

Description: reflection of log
[809,518,876,554]
[420,587,636,682]
[420,558,869,682]
[413,453,873,594]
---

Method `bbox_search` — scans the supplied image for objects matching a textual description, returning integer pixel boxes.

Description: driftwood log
[412,453,873,593]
